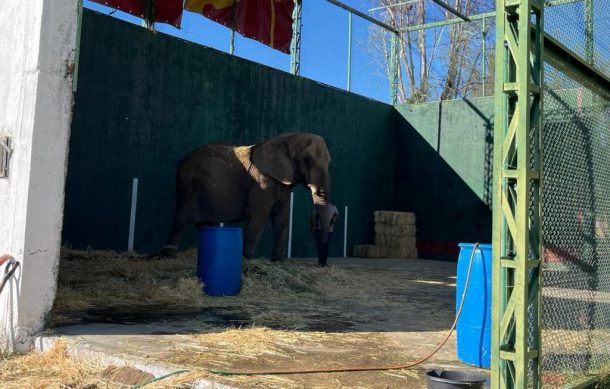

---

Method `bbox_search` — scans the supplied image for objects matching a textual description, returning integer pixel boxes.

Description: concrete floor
[40,257,490,388]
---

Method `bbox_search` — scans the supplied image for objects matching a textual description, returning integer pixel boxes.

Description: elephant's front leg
[270,196,290,262]
[243,192,274,260]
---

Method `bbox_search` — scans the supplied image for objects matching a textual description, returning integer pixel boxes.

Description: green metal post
[389,32,399,105]
[228,0,236,55]
[491,0,544,387]
[400,11,495,32]
[229,30,235,55]
[584,0,593,65]
[290,0,302,75]
[347,11,352,92]
[481,17,486,97]
[73,0,84,93]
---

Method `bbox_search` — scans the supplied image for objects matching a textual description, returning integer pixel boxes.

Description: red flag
[91,0,183,27]
[154,0,184,26]
[186,0,295,53]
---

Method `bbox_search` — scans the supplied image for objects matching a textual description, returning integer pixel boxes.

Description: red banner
[186,0,295,53]
[91,0,183,27]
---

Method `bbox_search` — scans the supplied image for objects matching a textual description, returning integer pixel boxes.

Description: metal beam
[492,0,544,387]
[399,5,610,98]
[290,0,302,75]
[545,0,581,6]
[347,11,352,91]
[542,32,610,101]
[429,0,471,21]
[325,0,399,33]
[368,0,419,12]
[481,17,487,96]
[584,0,593,64]
[399,11,495,32]
[389,31,399,104]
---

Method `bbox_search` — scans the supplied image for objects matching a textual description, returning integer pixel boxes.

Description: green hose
[130,369,190,389]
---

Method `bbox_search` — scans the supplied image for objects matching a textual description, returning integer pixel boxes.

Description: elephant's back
[175,143,253,221]
[177,144,255,183]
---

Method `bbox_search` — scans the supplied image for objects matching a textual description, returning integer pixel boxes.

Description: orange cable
[210,243,480,376]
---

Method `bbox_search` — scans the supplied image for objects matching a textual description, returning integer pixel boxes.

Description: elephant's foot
[159,245,178,259]
[271,252,286,262]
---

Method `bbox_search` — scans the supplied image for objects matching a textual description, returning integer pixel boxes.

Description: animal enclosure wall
[393,98,494,259]
[62,10,395,258]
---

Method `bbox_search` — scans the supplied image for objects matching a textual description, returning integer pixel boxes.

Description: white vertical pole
[343,205,348,258]
[288,192,294,258]
[128,178,139,251]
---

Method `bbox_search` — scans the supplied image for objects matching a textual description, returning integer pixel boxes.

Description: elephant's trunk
[309,182,332,231]
[308,167,331,206]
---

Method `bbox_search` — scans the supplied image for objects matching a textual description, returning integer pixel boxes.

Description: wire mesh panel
[545,0,610,79]
[542,61,610,386]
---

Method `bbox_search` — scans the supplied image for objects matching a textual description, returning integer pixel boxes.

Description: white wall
[0,0,78,353]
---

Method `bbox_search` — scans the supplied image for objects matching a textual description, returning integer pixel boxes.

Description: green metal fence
[492,0,610,387]
[542,69,610,388]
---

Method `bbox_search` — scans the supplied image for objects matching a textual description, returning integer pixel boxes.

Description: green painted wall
[62,10,395,257]
[393,98,494,258]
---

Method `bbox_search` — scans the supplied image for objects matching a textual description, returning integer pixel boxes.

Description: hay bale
[374,236,417,249]
[374,223,416,237]
[386,247,418,259]
[373,211,416,225]
[353,244,388,258]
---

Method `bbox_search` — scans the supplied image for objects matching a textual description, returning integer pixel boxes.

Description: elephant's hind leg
[270,197,290,262]
[161,197,197,258]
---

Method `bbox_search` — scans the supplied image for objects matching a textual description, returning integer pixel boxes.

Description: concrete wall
[62,10,395,258]
[393,98,494,259]
[0,1,78,352]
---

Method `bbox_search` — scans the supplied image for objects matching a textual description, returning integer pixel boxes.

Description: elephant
[160,132,336,261]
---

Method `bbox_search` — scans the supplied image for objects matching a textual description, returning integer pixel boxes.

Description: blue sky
[83,0,392,103]
[83,0,610,103]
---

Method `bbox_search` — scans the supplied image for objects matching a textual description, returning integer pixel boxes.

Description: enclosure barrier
[492,0,610,387]
[85,0,497,104]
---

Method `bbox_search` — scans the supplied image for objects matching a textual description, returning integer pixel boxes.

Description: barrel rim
[458,243,492,249]
[201,226,243,232]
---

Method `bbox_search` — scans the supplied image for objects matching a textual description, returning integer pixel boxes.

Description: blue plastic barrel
[197,226,243,296]
[456,243,492,368]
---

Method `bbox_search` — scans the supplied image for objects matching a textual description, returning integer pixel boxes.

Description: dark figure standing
[311,204,339,266]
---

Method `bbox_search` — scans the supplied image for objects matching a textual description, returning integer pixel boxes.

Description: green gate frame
[491,0,544,387]
[491,0,610,386]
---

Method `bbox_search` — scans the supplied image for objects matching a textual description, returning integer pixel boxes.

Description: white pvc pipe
[128,178,139,251]
[343,205,348,257]
[288,192,294,258]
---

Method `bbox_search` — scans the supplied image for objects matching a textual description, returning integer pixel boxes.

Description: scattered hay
[156,328,411,389]
[42,249,459,388]
[0,341,106,389]
[251,310,308,329]
[101,365,154,386]
[53,247,455,331]
[51,248,205,326]
[52,248,368,329]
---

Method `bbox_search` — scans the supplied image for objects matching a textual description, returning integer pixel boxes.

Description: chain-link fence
[369,0,496,103]
[542,1,610,385]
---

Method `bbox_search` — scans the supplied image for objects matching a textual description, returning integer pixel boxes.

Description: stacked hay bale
[353,211,417,259]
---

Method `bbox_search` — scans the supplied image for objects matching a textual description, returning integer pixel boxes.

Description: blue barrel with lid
[197,226,243,296]
[456,243,492,368]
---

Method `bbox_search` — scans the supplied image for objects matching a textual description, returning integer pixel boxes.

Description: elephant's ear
[252,137,294,185]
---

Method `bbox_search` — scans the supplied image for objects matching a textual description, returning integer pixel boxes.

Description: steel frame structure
[290,0,302,75]
[491,0,544,386]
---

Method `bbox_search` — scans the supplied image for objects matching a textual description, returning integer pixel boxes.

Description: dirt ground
[5,253,491,388]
